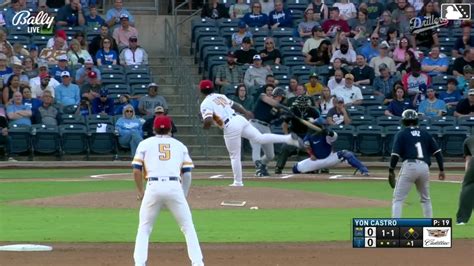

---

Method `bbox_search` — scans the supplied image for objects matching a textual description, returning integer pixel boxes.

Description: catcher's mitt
[388,169,396,189]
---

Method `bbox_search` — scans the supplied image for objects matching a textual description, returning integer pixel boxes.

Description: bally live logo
[11,10,54,33]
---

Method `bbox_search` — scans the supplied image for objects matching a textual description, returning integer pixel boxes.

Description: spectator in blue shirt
[105,0,135,28]
[0,53,13,80]
[95,37,118,66]
[385,86,415,117]
[56,0,86,27]
[358,33,380,62]
[418,87,447,117]
[21,87,42,117]
[421,46,449,76]
[115,104,143,157]
[268,0,293,29]
[92,88,114,115]
[439,78,462,116]
[85,4,105,28]
[242,2,269,28]
[55,71,81,107]
[3,0,25,27]
[50,54,73,82]
[7,91,32,126]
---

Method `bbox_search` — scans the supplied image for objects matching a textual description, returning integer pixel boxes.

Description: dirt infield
[0,240,472,266]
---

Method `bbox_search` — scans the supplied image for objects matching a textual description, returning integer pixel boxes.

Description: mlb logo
[441,4,471,20]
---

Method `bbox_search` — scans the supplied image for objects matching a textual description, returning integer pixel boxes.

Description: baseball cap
[469,89,474,96]
[120,13,129,20]
[129,36,138,42]
[55,29,67,40]
[309,72,318,78]
[11,57,23,67]
[61,71,70,77]
[253,54,262,61]
[84,58,94,64]
[0,53,6,60]
[57,54,68,61]
[88,71,98,79]
[227,51,235,58]
[154,106,165,113]
[199,79,214,90]
[447,78,458,85]
[39,72,50,79]
[238,20,246,28]
[379,41,389,49]
[311,25,323,33]
[336,96,344,103]
[242,37,252,44]
[378,63,388,71]
[100,88,108,97]
[38,62,49,69]
[344,73,354,80]
[29,44,38,51]
[153,115,172,130]
[147,82,158,88]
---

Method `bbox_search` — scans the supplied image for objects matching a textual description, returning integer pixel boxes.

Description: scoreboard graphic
[352,218,452,248]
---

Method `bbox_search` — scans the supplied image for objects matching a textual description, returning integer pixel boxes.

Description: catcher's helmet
[401,109,418,126]
[272,87,286,97]
[293,95,311,109]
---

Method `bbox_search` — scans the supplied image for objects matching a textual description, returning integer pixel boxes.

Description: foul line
[328,175,461,183]
[90,173,130,179]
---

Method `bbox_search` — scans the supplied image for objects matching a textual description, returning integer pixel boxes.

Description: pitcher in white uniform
[199,79,304,186]
[132,115,204,266]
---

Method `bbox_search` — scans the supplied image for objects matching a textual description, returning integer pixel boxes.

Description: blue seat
[346,105,366,116]
[192,19,217,42]
[271,65,290,76]
[196,36,227,56]
[356,125,384,155]
[350,115,375,126]
[216,18,240,29]
[31,124,60,155]
[282,56,305,67]
[362,95,383,106]
[7,35,31,46]
[281,46,304,57]
[430,116,456,128]
[104,84,131,95]
[127,73,152,85]
[124,65,150,75]
[200,45,228,65]
[87,114,114,127]
[290,65,312,78]
[442,126,470,156]
[87,124,117,155]
[421,125,442,145]
[277,36,303,48]
[60,124,89,156]
[8,124,32,156]
[457,116,474,127]
[271,27,294,38]
[61,114,86,126]
[131,84,148,96]
[98,65,124,75]
[206,55,227,79]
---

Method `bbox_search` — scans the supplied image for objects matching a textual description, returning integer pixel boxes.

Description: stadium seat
[350,115,375,126]
[360,85,374,95]
[366,105,386,117]
[124,65,150,75]
[104,84,131,95]
[281,45,304,57]
[356,125,384,155]
[282,56,305,67]
[249,26,270,38]
[419,117,431,127]
[290,65,313,78]
[277,36,303,48]
[31,34,51,47]
[206,55,226,79]
[329,124,355,151]
[362,95,383,106]
[384,125,403,155]
[457,116,474,127]
[7,35,30,46]
[286,0,308,12]
[219,26,239,41]
[216,18,240,29]
[87,114,114,127]
[200,45,228,65]
[346,105,366,116]
[87,124,117,155]
[101,73,126,85]
[430,116,456,128]
[31,124,60,155]
[314,65,330,77]
[271,65,290,76]
[376,116,401,126]
[98,65,124,75]
[61,114,86,126]
[131,84,148,95]
[441,126,470,156]
[192,19,217,42]
[271,27,294,38]
[8,124,32,156]
[127,73,152,85]
[420,125,442,144]
[196,36,227,56]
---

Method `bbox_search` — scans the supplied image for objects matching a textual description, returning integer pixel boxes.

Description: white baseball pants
[134,179,203,266]
[224,115,293,184]
[249,120,274,165]
[295,152,342,173]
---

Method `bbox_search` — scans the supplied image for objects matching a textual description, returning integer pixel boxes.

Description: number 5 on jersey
[159,144,170,160]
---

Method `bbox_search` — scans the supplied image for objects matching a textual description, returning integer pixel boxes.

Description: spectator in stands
[316,86,334,119]
[328,69,345,91]
[230,84,254,111]
[142,106,177,138]
[138,83,168,116]
[398,50,418,75]
[229,0,250,19]
[28,45,39,67]
[286,76,299,99]
[81,71,102,101]
[374,11,396,40]
[370,42,396,77]
[39,37,67,65]
[454,89,474,117]
[242,2,268,28]
[214,51,243,93]
[116,104,143,157]
[106,0,135,28]
[305,39,331,66]
[0,53,12,80]
[421,46,448,77]
[402,62,431,97]
[333,0,356,20]
[391,0,409,23]
[439,78,462,116]
[244,55,272,93]
[259,37,281,65]
[366,0,383,20]
[393,37,415,66]
[234,37,258,65]
[287,84,315,106]
[302,26,327,57]
[268,0,292,29]
[348,9,371,40]
[330,38,356,66]
[412,18,439,49]
[91,88,114,115]
[383,81,404,105]
[457,66,474,95]
[3,75,21,105]
[418,87,447,117]
[46,30,69,50]
[453,22,474,58]
[298,9,319,40]
[351,55,374,86]
[373,63,399,102]
[12,43,29,60]
[399,5,416,42]
[328,58,348,78]
[114,94,131,115]
[50,54,71,81]
[75,97,92,117]
[386,28,400,53]
[95,37,118,66]
[332,74,362,106]
[89,24,120,63]
[201,0,228,19]
[0,30,13,59]
[22,57,37,79]
[113,14,139,50]
[359,33,380,62]
[453,48,474,77]
[326,97,351,125]
[4,57,29,86]
[3,0,24,27]
[85,4,105,28]
[7,91,31,126]
[67,39,93,67]
[321,7,350,38]
[306,0,328,22]
[232,21,253,48]
[56,0,86,27]
[31,73,55,99]
[385,86,415,117]
[33,92,59,126]
[55,71,81,108]
[73,31,88,50]
[75,58,102,86]
[30,62,59,91]
[304,73,323,97]
[21,86,41,115]
[119,36,149,66]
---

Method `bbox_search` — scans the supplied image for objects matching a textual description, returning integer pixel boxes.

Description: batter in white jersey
[132,115,204,266]
[198,80,303,186]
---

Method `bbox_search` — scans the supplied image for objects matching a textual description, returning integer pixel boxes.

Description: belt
[224,113,237,125]
[250,119,270,127]
[148,177,178,181]
[404,159,424,163]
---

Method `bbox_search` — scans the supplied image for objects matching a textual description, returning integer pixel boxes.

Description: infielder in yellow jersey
[132,116,204,266]
[199,80,304,187]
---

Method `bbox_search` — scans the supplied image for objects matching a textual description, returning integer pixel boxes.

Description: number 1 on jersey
[415,142,424,159]
[159,144,170,161]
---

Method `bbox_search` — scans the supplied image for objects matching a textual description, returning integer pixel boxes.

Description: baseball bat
[296,117,323,132]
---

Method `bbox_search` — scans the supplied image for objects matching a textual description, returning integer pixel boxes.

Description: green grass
[0,170,472,243]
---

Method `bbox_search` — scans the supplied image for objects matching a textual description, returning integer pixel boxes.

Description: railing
[104,0,159,14]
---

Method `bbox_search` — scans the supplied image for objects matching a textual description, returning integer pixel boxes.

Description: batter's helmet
[271,87,286,97]
[401,109,418,127]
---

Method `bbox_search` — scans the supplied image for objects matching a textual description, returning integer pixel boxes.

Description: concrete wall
[134,15,193,56]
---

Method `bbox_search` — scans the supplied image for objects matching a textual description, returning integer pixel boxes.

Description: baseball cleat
[456,222,466,225]
[229,182,244,187]
[290,133,304,149]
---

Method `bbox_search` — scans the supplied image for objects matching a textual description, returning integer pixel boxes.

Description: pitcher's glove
[388,169,396,189]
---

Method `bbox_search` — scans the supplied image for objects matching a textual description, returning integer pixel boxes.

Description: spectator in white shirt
[369,41,396,76]
[330,39,356,66]
[327,69,345,91]
[119,36,149,65]
[332,73,363,106]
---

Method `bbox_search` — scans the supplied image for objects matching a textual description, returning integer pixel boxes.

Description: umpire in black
[456,136,474,225]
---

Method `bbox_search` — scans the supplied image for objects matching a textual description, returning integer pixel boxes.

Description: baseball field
[0,166,472,266]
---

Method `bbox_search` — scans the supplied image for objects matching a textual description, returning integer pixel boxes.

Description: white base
[0,244,53,252]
